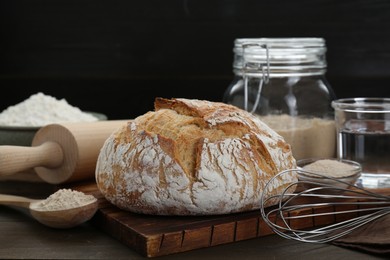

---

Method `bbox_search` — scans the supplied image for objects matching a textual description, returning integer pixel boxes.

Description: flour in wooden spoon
[30,189,96,211]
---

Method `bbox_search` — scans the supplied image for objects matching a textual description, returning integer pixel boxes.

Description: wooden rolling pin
[0,120,128,184]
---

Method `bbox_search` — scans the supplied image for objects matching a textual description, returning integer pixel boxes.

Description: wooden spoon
[0,193,98,229]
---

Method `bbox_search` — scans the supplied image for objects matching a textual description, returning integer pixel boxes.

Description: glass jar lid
[233,37,327,77]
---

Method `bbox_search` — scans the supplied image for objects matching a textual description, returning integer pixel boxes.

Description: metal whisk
[260,169,390,243]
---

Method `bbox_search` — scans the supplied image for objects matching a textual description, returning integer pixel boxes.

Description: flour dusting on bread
[95,98,297,215]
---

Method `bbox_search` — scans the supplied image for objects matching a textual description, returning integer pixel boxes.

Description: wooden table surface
[0,181,385,260]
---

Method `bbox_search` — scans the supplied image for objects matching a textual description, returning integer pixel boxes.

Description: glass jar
[223,38,337,160]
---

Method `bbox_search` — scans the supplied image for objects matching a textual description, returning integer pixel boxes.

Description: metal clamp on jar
[223,38,337,160]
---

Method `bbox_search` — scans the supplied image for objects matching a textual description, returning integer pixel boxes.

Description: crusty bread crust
[95,98,297,215]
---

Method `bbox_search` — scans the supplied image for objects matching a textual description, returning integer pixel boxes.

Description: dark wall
[1,0,390,119]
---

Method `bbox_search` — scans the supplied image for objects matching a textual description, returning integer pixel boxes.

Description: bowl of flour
[0,92,107,146]
[297,158,362,193]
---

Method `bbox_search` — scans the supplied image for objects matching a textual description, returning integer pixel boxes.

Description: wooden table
[0,181,384,260]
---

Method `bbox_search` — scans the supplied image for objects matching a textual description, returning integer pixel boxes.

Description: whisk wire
[260,168,390,243]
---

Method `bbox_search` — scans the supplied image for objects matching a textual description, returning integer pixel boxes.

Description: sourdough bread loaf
[95,98,297,215]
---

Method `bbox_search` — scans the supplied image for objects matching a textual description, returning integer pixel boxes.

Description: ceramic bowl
[0,112,107,146]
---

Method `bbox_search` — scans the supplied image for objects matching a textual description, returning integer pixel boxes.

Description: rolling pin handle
[0,142,64,175]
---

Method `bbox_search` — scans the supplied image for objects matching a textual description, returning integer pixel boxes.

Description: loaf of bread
[95,98,297,215]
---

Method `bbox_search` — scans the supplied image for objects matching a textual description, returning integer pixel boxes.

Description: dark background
[1,0,390,120]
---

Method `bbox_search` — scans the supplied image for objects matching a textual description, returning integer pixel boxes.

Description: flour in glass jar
[259,114,336,160]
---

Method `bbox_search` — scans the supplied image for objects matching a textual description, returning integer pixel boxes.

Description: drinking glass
[332,97,390,189]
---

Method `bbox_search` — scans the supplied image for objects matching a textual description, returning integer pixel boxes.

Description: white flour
[30,188,96,211]
[0,92,99,126]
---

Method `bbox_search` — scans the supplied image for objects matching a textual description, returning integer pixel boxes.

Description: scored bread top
[95,98,297,215]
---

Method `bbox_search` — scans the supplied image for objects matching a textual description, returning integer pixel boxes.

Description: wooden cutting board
[70,181,390,258]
